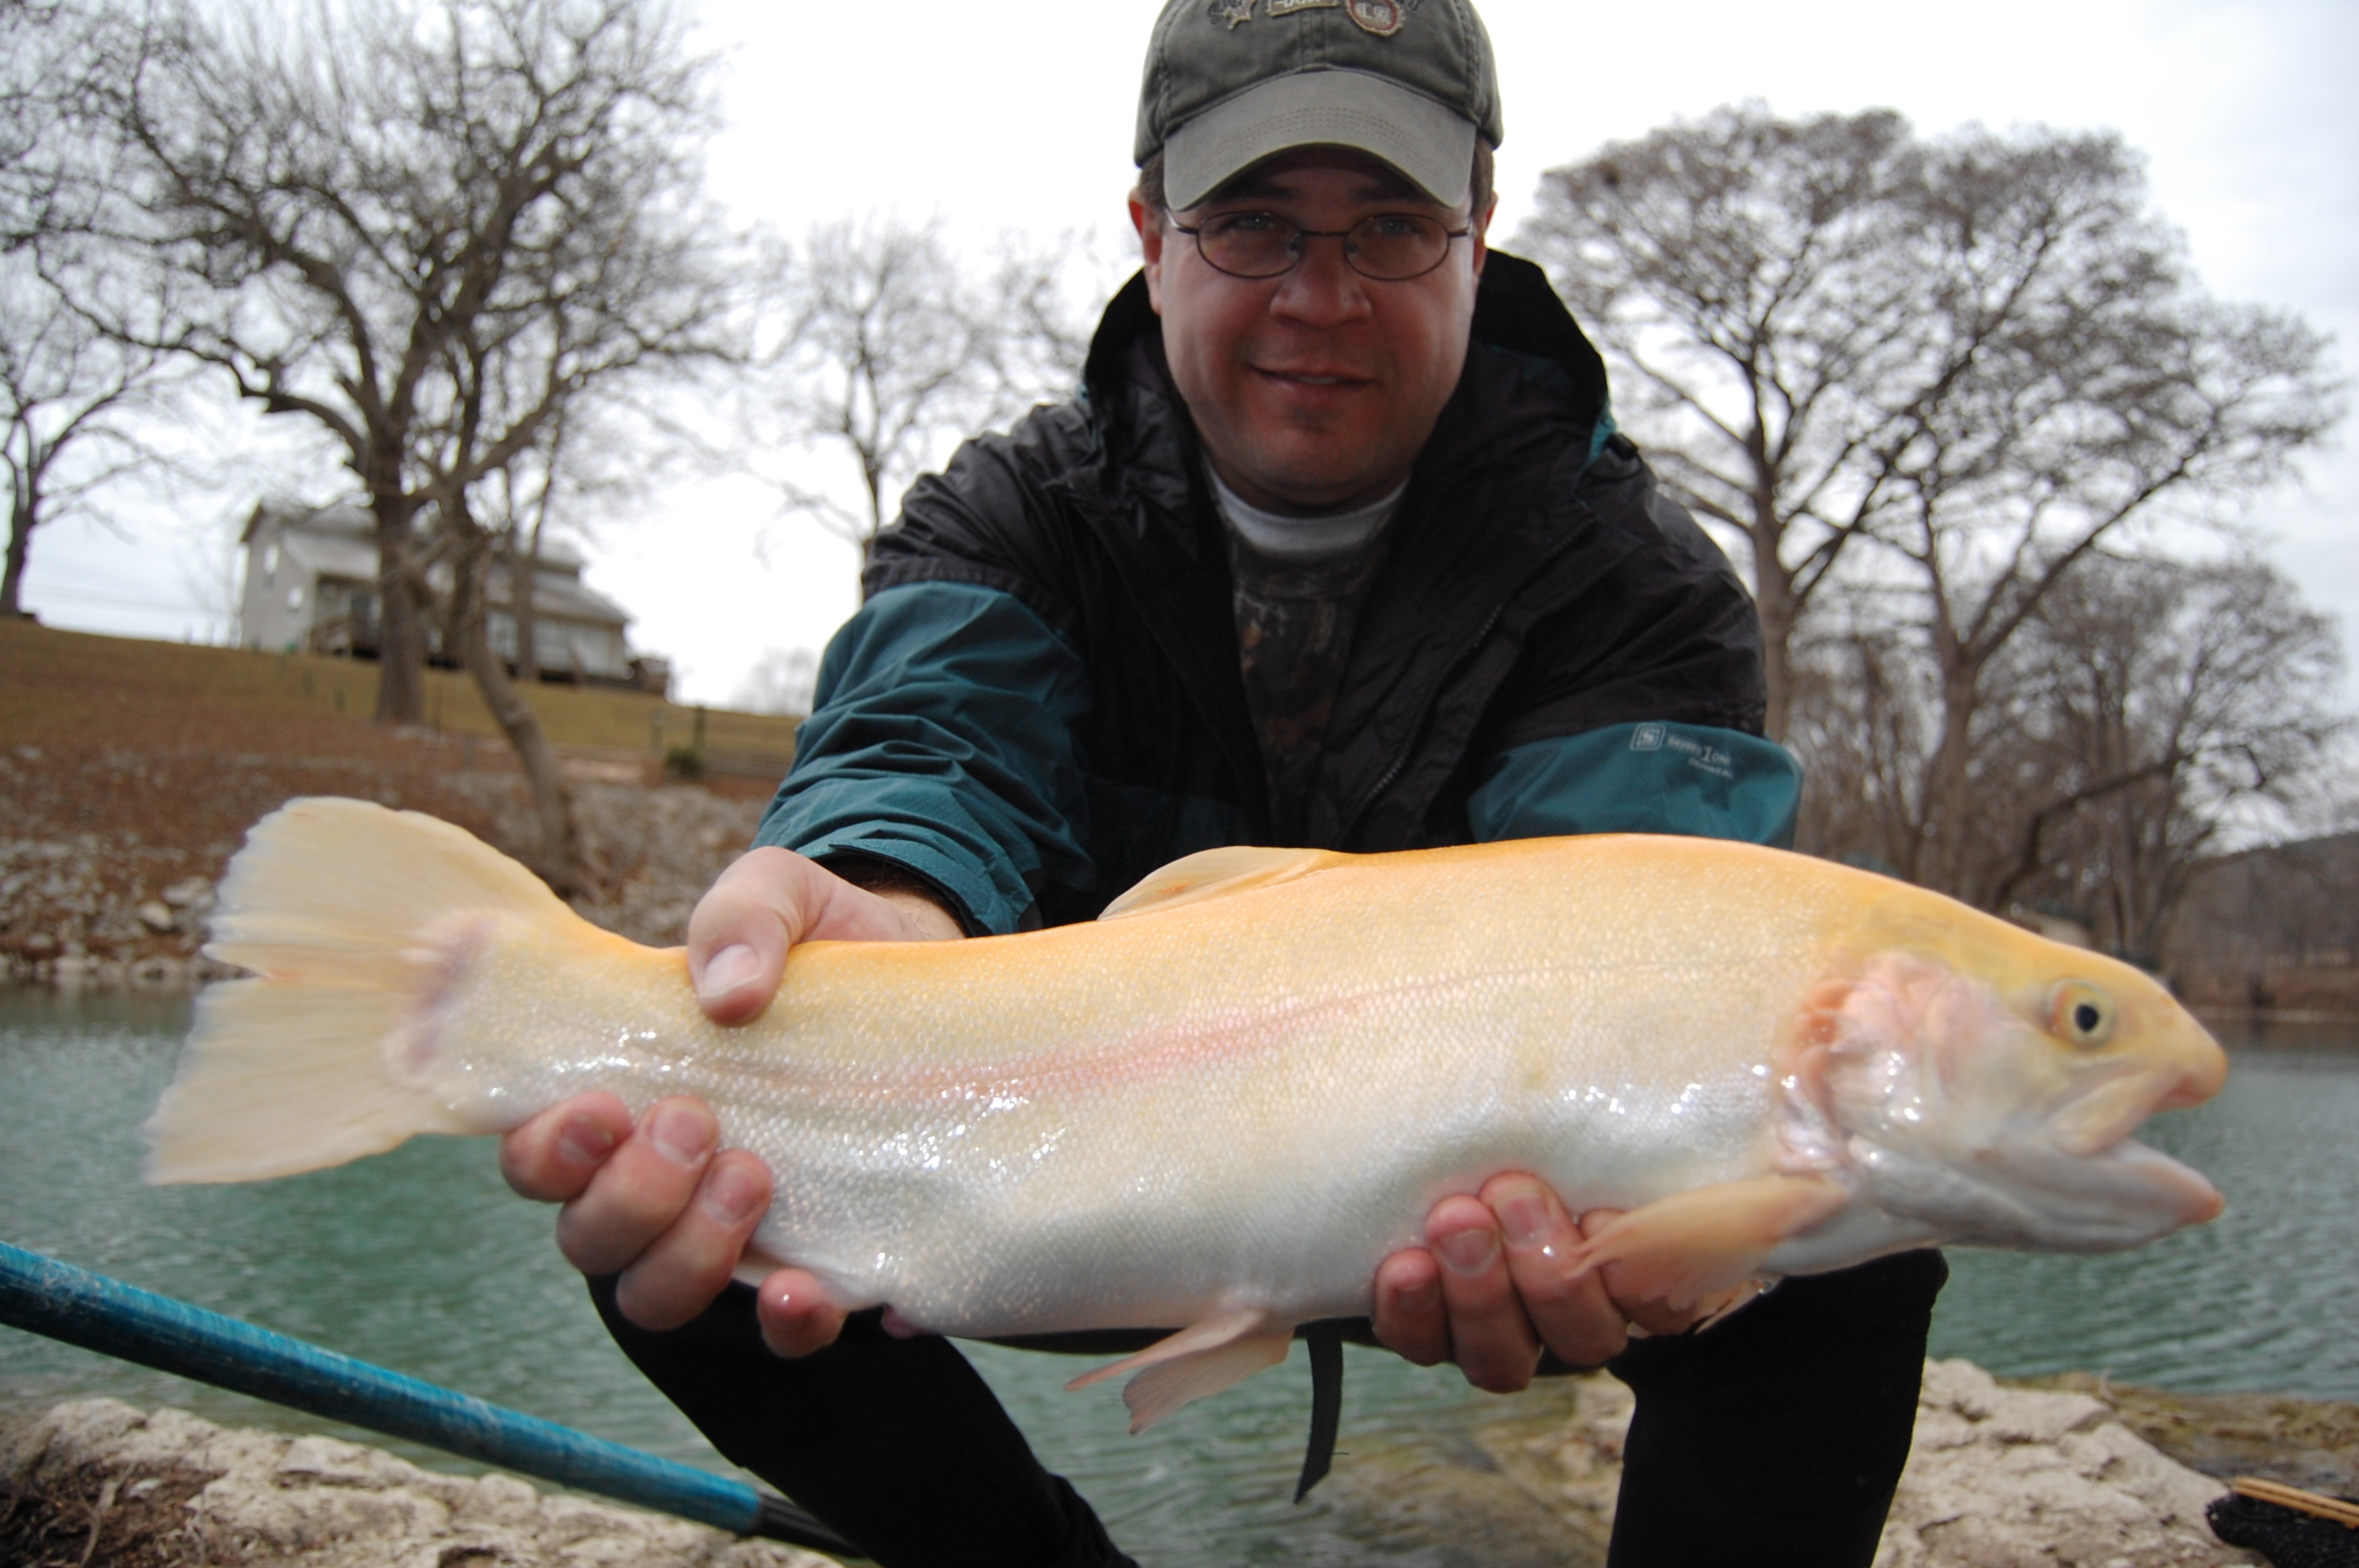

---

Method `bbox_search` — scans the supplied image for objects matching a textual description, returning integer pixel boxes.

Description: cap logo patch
[1267,0,1339,14]
[1209,0,1256,27]
[1344,0,1403,34]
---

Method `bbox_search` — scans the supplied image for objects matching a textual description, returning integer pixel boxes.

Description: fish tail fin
[144,797,569,1185]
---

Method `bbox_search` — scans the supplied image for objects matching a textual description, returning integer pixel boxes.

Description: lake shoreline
[15,1360,2350,1566]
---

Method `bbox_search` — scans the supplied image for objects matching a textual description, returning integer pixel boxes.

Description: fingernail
[696,943,761,1003]
[1391,1277,1440,1316]
[700,1163,769,1225]
[1435,1226,1497,1276]
[1499,1193,1550,1248]
[555,1115,614,1167]
[649,1102,714,1166]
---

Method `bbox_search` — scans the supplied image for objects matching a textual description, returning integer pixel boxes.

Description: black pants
[592,1249,1945,1568]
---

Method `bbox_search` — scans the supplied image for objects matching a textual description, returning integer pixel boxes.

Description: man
[501,2,1945,1563]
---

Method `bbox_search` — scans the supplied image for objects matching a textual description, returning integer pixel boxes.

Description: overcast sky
[23,0,2356,710]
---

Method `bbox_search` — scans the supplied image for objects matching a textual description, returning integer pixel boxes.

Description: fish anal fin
[1097,847,1344,921]
[1574,1174,1852,1314]
[1065,1305,1292,1433]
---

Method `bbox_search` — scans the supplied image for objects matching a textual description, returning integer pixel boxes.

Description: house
[238,501,667,692]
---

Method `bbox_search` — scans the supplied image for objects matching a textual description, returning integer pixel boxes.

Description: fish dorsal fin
[1097,845,1344,921]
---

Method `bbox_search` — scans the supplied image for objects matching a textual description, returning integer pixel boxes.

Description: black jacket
[762,254,1794,931]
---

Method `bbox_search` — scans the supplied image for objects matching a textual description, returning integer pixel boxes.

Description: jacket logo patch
[1630,723,1667,753]
[1344,0,1403,34]
[1209,0,1257,27]
[1268,0,1339,13]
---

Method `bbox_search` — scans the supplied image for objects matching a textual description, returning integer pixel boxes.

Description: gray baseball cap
[1136,0,1503,212]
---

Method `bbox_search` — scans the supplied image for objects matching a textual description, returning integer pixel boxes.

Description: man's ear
[1129,191,1165,315]
[1468,193,1496,279]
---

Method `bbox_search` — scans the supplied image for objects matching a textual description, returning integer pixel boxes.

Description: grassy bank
[0,619,799,768]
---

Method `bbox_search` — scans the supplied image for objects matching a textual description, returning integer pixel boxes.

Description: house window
[288,585,306,611]
[264,543,280,581]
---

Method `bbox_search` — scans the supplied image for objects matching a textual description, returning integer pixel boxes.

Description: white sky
[24,0,2356,710]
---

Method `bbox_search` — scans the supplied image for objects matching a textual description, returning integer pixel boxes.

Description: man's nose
[1270,234,1373,327]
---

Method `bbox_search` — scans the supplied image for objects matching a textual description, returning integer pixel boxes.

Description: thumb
[686,847,820,1023]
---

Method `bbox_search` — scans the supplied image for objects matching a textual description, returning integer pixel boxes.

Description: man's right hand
[499,847,961,1356]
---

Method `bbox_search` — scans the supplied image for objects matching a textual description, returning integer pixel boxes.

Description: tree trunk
[2,491,32,618]
[453,536,592,898]
[507,520,541,686]
[1917,660,1984,900]
[1752,545,1797,744]
[372,500,429,724]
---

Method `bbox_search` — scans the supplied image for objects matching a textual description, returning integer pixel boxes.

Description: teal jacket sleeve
[754,582,1093,935]
[1465,721,1802,849]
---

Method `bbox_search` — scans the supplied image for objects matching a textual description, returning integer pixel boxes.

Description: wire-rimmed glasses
[1165,209,1471,282]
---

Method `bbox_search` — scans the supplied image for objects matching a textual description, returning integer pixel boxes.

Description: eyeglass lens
[1194,212,1454,281]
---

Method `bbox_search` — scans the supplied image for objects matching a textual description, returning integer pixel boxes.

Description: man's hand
[500,848,961,1356]
[1371,1174,1704,1391]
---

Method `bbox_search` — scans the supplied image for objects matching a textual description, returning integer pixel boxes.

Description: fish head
[1793,895,2227,1254]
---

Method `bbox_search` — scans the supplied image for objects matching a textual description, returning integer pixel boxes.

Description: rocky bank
[0,743,765,986]
[13,1360,2354,1566]
[0,1398,837,1568]
[1315,1357,2339,1566]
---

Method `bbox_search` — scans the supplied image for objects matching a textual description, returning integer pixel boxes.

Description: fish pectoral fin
[1571,1175,1852,1315]
[1097,846,1345,921]
[729,1243,793,1290]
[1065,1305,1292,1433]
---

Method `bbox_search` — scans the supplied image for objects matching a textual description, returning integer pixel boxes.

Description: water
[3,989,2355,1565]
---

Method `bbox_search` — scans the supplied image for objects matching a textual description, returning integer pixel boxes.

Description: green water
[3,989,2354,1564]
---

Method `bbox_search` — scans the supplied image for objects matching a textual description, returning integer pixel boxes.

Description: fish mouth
[2088,1137,2226,1226]
[2051,1047,2227,1160]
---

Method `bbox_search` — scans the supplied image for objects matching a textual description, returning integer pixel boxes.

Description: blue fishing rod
[0,1240,860,1559]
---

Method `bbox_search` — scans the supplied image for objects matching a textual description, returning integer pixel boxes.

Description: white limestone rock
[1,1398,841,1567]
[1874,1359,2263,1567]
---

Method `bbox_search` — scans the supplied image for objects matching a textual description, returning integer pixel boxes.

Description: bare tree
[0,255,179,617]
[1799,550,2346,956]
[734,645,817,718]
[1,1,186,618]
[1987,554,2344,964]
[416,151,736,895]
[73,0,736,728]
[1518,109,2342,756]
[753,216,1092,567]
[1861,128,2337,898]
[1518,107,1930,738]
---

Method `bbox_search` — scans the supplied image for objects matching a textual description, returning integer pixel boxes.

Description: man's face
[1130,147,1492,515]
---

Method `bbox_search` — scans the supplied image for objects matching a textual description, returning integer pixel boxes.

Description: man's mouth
[1254,366,1372,390]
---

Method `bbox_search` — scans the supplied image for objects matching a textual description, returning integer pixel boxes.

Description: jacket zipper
[1337,523,1586,844]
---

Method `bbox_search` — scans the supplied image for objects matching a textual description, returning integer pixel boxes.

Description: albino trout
[148,797,2226,1436]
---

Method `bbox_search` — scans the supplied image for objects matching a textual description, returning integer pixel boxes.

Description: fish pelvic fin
[1568,1174,1852,1315]
[1065,1304,1292,1433]
[144,798,569,1185]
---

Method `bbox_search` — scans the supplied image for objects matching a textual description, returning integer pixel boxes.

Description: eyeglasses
[1165,209,1472,282]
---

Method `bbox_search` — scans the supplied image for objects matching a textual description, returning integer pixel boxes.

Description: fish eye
[2047,981,2116,1048]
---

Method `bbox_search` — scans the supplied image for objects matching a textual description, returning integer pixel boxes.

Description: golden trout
[147,797,2226,1432]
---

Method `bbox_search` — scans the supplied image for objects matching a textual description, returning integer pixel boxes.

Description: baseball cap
[1136,0,1503,212]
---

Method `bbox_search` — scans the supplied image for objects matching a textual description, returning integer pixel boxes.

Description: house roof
[242,500,591,571]
[245,500,621,626]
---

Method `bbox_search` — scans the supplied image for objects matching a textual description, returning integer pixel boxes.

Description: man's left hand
[1372,1173,1703,1391]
